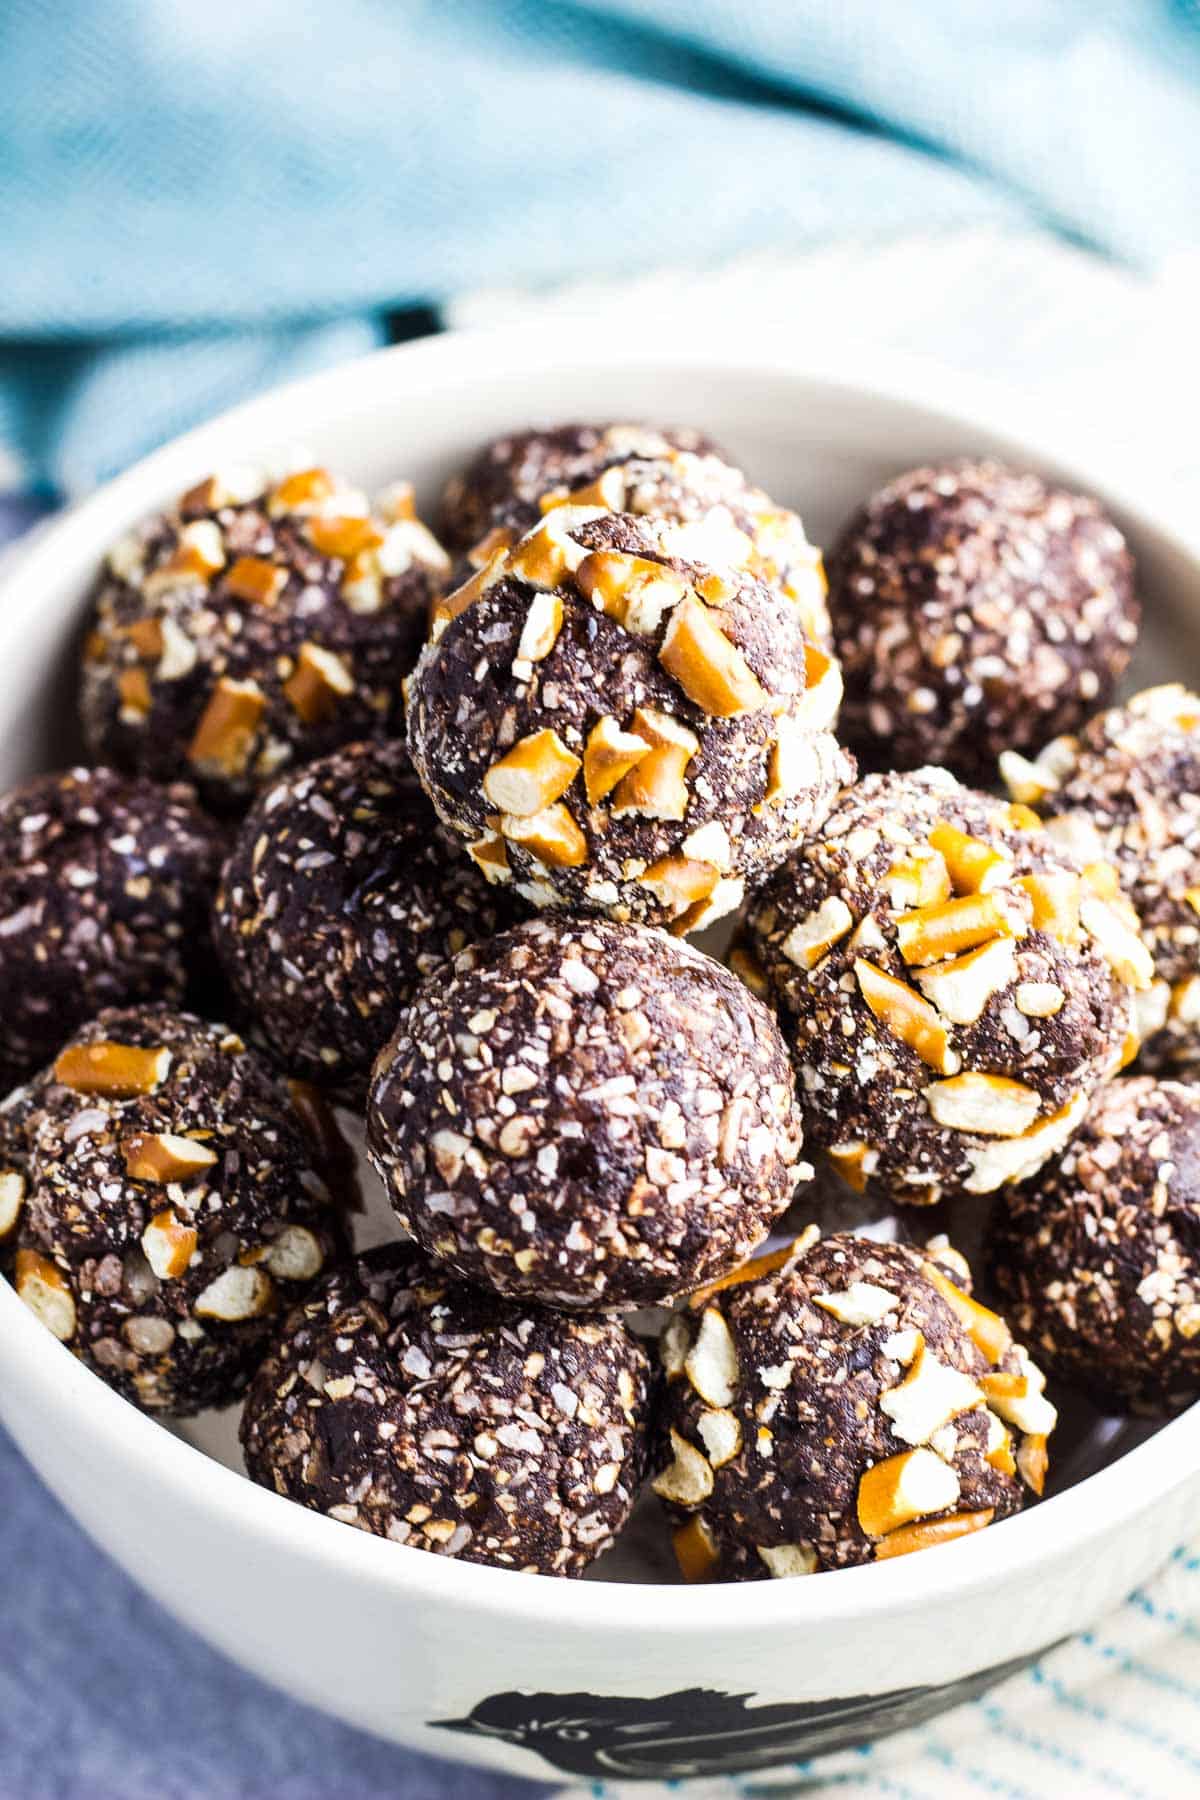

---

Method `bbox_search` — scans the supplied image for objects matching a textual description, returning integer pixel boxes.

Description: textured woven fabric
[1,0,1199,488]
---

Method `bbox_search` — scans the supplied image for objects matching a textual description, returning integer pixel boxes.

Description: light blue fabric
[1,0,1197,490]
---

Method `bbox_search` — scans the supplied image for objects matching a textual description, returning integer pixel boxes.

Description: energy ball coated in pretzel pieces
[439,421,724,550]
[0,766,223,1092]
[989,1076,1200,1414]
[827,460,1138,783]
[574,449,831,648]
[367,916,809,1311]
[407,507,850,933]
[213,739,519,1096]
[745,767,1151,1206]
[1002,686,1200,1071]
[654,1234,1051,1581]
[240,1241,652,1577]
[446,432,831,649]
[7,1005,347,1414]
[80,464,450,812]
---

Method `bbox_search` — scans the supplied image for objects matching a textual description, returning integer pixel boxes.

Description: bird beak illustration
[431,1717,520,1743]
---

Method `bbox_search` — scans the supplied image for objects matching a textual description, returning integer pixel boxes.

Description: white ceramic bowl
[2,324,1199,1787]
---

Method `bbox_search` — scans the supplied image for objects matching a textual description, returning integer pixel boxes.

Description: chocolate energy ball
[989,1076,1200,1413]
[745,767,1153,1206]
[0,1079,37,1269]
[407,506,850,933]
[8,1005,347,1414]
[1002,685,1200,1071]
[439,421,723,550]
[449,444,831,650]
[0,766,223,1091]
[80,464,450,812]
[827,459,1138,782]
[213,739,517,1096]
[654,1233,1053,1581]
[368,916,808,1311]
[241,1241,652,1577]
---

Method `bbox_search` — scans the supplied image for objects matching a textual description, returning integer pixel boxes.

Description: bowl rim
[2,316,1198,1637]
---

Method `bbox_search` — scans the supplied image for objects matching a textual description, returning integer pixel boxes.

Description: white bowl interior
[1,328,1197,1604]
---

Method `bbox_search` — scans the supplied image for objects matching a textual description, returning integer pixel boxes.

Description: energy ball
[827,459,1138,782]
[8,1005,347,1414]
[213,739,517,1096]
[241,1241,652,1577]
[368,916,808,1311]
[989,1076,1200,1414]
[1001,686,1200,1071]
[407,506,850,933]
[653,1232,1053,1581]
[0,766,223,1091]
[439,421,723,550]
[80,463,450,812]
[448,439,830,649]
[0,1081,37,1269]
[745,767,1153,1206]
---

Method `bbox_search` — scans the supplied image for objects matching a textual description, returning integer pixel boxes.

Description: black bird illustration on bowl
[433,1659,1036,1780]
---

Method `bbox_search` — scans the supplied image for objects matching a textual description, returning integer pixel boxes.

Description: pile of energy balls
[2,422,1196,1585]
